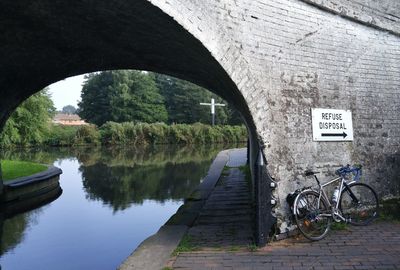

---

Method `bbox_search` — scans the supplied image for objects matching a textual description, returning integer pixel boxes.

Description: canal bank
[119,148,250,270]
[1,166,62,216]
[2,166,62,203]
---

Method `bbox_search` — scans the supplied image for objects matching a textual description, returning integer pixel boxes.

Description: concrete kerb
[118,149,231,270]
[4,166,62,188]
[2,166,62,203]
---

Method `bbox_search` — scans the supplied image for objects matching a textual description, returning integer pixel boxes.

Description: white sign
[312,108,353,141]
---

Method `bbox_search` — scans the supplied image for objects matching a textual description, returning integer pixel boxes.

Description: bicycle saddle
[304,170,319,176]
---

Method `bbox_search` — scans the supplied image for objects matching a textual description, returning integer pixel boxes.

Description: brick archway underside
[0,0,255,133]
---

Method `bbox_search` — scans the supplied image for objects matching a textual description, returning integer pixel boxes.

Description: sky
[47,74,85,111]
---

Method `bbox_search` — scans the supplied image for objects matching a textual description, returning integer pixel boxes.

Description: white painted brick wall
[151,0,400,233]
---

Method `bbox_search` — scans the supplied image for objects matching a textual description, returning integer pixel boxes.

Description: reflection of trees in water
[74,144,227,167]
[0,208,43,256]
[0,143,246,245]
[0,143,244,167]
[80,160,211,212]
[0,143,246,268]
[1,143,240,212]
[0,147,77,164]
[76,144,233,211]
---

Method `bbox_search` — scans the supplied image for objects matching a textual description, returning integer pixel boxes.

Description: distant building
[53,113,88,126]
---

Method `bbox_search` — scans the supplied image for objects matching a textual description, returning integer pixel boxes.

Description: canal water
[0,144,242,270]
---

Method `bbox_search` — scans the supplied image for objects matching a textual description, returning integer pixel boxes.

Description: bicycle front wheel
[339,183,378,226]
[294,190,331,241]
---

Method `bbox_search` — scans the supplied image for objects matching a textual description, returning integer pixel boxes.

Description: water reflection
[0,144,232,167]
[0,184,62,256]
[0,207,43,256]
[77,145,232,211]
[81,161,210,211]
[0,143,243,270]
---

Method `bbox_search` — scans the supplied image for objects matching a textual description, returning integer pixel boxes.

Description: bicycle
[292,164,379,241]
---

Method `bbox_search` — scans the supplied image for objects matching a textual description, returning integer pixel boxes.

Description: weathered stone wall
[150,0,400,233]
[0,0,399,235]
[300,0,400,35]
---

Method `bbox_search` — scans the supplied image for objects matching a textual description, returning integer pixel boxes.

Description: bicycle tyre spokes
[339,183,378,226]
[294,190,331,241]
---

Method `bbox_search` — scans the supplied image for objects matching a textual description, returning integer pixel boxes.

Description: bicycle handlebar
[335,164,362,181]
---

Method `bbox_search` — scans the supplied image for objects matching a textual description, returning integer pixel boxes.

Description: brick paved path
[182,148,254,248]
[186,166,254,248]
[173,222,400,270]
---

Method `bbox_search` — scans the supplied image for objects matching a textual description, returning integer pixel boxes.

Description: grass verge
[1,160,47,181]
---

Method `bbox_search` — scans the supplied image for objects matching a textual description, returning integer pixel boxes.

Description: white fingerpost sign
[312,108,354,141]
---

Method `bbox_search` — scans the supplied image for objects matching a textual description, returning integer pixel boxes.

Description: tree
[78,70,242,126]
[155,74,241,125]
[225,104,243,125]
[62,105,77,114]
[78,71,168,126]
[0,89,55,147]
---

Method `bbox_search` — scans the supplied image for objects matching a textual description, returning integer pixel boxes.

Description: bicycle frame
[312,174,357,222]
[294,165,377,241]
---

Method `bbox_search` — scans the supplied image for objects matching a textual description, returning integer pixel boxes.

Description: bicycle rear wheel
[294,190,331,241]
[339,182,378,226]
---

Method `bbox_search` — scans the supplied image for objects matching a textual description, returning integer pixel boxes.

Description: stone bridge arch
[0,0,273,245]
[1,0,400,243]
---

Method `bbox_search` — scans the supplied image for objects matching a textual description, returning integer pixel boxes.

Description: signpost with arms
[200,98,226,126]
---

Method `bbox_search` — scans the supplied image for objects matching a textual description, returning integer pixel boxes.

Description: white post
[200,98,226,126]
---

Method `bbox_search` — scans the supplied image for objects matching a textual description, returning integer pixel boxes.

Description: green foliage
[1,121,246,148]
[247,243,258,252]
[98,122,127,145]
[155,74,242,125]
[1,160,47,181]
[0,144,246,211]
[173,235,199,255]
[330,222,349,231]
[0,71,245,149]
[46,125,79,146]
[44,125,100,146]
[74,125,100,145]
[1,211,31,255]
[99,122,247,146]
[1,143,245,172]
[0,89,55,147]
[78,71,243,126]
[78,71,168,126]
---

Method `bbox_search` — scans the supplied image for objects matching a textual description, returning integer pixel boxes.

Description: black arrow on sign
[321,132,347,138]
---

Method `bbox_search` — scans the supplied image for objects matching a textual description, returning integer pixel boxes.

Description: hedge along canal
[0,143,243,270]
